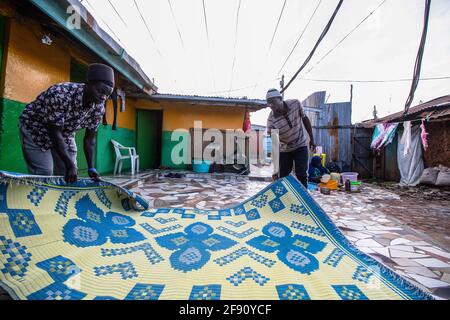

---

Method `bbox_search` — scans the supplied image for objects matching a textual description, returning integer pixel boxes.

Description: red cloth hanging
[243,111,251,133]
[420,120,429,151]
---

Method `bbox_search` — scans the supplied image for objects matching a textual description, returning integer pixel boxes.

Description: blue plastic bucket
[307,182,319,191]
[192,160,212,173]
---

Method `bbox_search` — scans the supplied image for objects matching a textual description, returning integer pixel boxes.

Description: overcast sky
[81,0,450,125]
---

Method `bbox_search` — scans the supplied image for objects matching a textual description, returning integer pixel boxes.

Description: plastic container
[307,183,319,191]
[192,160,212,173]
[320,174,331,184]
[320,180,338,190]
[341,172,359,184]
[350,181,362,193]
[313,153,326,167]
[330,172,341,182]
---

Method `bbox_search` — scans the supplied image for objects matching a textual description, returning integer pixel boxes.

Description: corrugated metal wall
[352,127,374,179]
[302,92,353,171]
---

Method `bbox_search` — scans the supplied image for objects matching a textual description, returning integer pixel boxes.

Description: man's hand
[65,164,78,183]
[302,116,316,153]
[88,168,101,182]
[309,140,317,153]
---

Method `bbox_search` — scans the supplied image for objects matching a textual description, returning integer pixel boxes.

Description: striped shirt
[267,99,307,152]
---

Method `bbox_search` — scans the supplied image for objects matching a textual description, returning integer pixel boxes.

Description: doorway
[136,109,163,170]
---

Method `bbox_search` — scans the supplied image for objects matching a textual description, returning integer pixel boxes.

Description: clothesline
[370,119,429,152]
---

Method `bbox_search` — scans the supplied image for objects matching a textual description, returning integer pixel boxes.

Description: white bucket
[341,172,358,183]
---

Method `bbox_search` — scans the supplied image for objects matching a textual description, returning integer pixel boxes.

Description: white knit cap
[266,88,282,100]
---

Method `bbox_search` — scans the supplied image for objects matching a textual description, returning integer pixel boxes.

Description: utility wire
[404,0,431,115]
[268,0,288,53]
[202,0,210,40]
[228,0,243,94]
[83,0,125,47]
[107,0,127,27]
[251,0,290,96]
[167,0,185,49]
[302,0,387,77]
[300,76,450,83]
[133,0,182,92]
[281,0,344,93]
[209,77,282,96]
[133,0,163,58]
[278,0,322,76]
[202,0,217,91]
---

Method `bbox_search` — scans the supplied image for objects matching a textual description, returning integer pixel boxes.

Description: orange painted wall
[3,19,70,103]
[103,97,136,131]
[135,99,246,131]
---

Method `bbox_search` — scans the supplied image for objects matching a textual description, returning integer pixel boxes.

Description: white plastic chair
[111,139,140,175]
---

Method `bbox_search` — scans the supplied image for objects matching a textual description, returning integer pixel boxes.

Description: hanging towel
[370,123,398,150]
[401,121,412,156]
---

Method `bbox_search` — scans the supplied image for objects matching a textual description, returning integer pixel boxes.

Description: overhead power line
[167,0,185,49]
[202,0,216,90]
[300,76,450,83]
[281,0,344,93]
[202,0,210,41]
[228,0,243,94]
[107,0,127,27]
[133,0,163,58]
[251,0,290,96]
[278,0,322,75]
[303,0,387,77]
[404,0,432,115]
[208,77,282,95]
[83,0,125,47]
[268,0,288,53]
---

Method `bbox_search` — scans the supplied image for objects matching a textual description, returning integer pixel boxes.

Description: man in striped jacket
[266,88,316,188]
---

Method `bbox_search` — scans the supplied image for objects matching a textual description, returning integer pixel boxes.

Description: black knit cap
[87,63,115,87]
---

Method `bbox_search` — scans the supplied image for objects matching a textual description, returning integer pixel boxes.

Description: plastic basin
[192,160,212,173]
[341,172,359,183]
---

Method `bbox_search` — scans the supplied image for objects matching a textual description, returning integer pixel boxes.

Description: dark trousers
[279,146,308,188]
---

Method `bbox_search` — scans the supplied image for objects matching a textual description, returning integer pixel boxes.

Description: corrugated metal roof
[361,95,450,126]
[147,93,267,111]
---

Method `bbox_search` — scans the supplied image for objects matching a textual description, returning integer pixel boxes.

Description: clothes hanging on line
[397,125,424,186]
[420,120,429,151]
[370,123,399,150]
[400,121,412,156]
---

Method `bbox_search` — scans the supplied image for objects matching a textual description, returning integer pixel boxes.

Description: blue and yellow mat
[0,171,434,300]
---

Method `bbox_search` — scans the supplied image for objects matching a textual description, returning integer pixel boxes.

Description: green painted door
[136,110,162,170]
[70,59,89,176]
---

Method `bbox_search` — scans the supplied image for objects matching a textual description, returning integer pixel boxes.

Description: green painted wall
[161,131,190,170]
[95,124,136,175]
[0,98,27,173]
[70,58,89,176]
[0,96,135,176]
